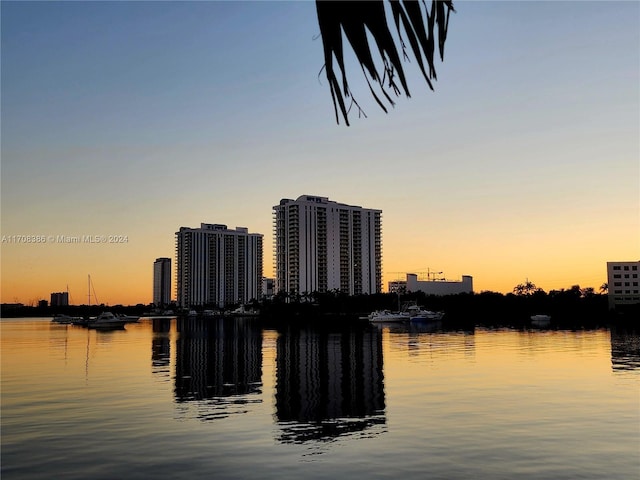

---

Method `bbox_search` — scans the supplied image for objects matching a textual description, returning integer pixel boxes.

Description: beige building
[274,195,382,295]
[176,224,263,308]
[390,273,473,295]
[607,261,640,309]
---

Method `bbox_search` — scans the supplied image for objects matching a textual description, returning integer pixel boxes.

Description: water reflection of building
[151,318,172,380]
[275,326,386,443]
[174,317,262,420]
[402,325,476,359]
[610,327,640,371]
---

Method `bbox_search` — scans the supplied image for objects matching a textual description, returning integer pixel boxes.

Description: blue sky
[1,1,638,304]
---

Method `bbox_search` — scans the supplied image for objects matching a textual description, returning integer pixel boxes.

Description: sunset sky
[2,1,638,306]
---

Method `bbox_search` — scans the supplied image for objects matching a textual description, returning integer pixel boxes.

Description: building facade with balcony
[273,195,382,296]
[176,224,263,308]
[607,261,640,310]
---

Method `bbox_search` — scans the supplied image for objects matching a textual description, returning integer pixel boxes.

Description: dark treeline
[259,287,636,330]
[4,287,637,329]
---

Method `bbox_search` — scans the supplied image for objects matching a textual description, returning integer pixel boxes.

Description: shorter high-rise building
[607,261,640,310]
[176,224,263,308]
[153,257,172,306]
[50,292,69,306]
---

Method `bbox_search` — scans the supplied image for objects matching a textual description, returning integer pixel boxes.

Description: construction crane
[426,268,444,282]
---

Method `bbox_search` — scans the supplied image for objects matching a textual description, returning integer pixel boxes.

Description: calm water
[2,317,639,479]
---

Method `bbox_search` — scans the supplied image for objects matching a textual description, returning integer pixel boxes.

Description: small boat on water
[530,314,551,327]
[228,304,259,316]
[409,309,444,323]
[368,310,410,323]
[51,314,81,324]
[116,314,140,323]
[71,317,90,327]
[88,312,127,329]
[368,300,445,324]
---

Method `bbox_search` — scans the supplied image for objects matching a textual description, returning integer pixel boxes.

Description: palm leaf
[316,0,455,126]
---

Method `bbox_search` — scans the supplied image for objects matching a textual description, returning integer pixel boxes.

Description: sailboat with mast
[86,275,127,329]
[71,275,127,329]
[72,275,94,326]
[51,285,83,323]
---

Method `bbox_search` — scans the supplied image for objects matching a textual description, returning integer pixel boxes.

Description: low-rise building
[388,280,407,294]
[607,261,640,310]
[404,273,473,295]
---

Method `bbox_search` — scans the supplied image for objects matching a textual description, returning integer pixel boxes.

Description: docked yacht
[406,305,444,322]
[368,310,410,323]
[88,312,127,329]
[51,314,79,324]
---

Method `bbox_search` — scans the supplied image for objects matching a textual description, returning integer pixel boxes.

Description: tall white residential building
[176,224,263,308]
[607,260,640,309]
[153,257,171,306]
[274,195,382,295]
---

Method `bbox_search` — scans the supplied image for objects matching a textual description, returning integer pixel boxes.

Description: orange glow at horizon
[2,229,633,305]
[1,1,637,308]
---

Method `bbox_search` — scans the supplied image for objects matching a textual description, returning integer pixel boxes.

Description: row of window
[612,265,638,270]
[613,290,640,294]
[613,282,639,287]
[612,274,638,279]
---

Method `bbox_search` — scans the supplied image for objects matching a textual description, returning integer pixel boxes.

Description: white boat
[228,304,259,316]
[368,310,410,323]
[394,304,444,323]
[71,317,90,327]
[88,312,127,329]
[116,314,140,323]
[409,309,444,322]
[530,314,551,327]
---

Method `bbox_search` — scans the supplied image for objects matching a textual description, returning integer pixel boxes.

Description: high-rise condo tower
[273,195,382,296]
[176,224,263,308]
